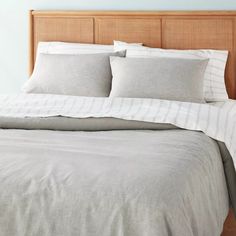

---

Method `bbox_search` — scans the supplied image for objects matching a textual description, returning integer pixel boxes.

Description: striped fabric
[37,42,114,55]
[0,94,235,169]
[126,47,229,102]
[37,41,142,55]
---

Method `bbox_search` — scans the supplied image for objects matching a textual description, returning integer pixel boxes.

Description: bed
[0,10,235,236]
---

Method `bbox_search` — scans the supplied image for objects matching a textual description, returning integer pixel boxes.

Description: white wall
[0,0,236,94]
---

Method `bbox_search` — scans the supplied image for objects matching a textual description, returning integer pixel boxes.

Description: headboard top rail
[32,10,236,16]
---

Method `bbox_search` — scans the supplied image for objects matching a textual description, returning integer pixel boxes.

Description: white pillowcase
[37,42,114,55]
[126,46,229,102]
[37,41,143,55]
[113,41,143,52]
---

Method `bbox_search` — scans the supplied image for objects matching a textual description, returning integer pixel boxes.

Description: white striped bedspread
[0,94,236,169]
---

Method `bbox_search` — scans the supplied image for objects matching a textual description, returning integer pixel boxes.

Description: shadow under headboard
[29,10,236,99]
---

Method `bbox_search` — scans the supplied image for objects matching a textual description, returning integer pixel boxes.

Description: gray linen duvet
[0,127,230,236]
[0,94,235,236]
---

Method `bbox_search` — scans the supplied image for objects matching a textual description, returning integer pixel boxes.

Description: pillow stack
[23,41,229,103]
[23,52,125,97]
[23,41,142,97]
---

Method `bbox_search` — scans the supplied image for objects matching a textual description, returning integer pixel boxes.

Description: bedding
[23,52,125,96]
[0,94,235,236]
[126,46,229,102]
[109,56,208,102]
[113,40,143,51]
[0,116,176,131]
[37,41,142,55]
[37,41,114,55]
[0,128,229,236]
[0,94,235,168]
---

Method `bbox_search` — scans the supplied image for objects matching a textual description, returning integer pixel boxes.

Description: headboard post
[29,10,34,76]
[29,10,236,99]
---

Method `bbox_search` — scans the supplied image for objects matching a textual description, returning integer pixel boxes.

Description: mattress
[0,129,229,236]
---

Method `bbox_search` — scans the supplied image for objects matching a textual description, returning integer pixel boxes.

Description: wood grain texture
[29,10,34,76]
[221,209,236,236]
[95,18,161,47]
[162,18,235,99]
[29,11,236,98]
[31,15,94,73]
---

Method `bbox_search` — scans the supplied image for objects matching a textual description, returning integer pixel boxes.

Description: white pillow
[37,42,114,55]
[126,46,229,102]
[113,40,143,52]
[37,41,143,56]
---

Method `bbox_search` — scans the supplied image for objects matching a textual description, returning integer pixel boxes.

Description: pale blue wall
[1,0,236,94]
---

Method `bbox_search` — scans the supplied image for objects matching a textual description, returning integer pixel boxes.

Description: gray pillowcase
[109,57,209,103]
[23,52,125,97]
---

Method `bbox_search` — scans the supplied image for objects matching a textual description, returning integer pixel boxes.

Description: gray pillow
[23,52,125,97]
[109,57,209,103]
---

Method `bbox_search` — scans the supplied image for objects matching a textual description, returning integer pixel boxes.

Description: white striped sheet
[142,99,155,121]
[0,94,235,168]
[173,103,183,124]
[210,64,227,72]
[182,103,192,127]
[126,47,228,102]
[204,80,225,86]
[159,100,172,123]
[204,89,226,95]
[127,48,228,63]
[204,86,227,92]
[117,98,133,117]
[205,71,225,79]
[189,103,201,130]
[205,105,217,136]
[155,100,171,123]
[99,97,111,115]
[204,75,225,83]
[104,98,121,116]
[133,99,153,120]
[127,99,146,119]
[164,101,181,125]
[214,102,227,139]
[228,120,236,150]
[113,97,124,115]
[221,102,236,141]
[151,100,162,123]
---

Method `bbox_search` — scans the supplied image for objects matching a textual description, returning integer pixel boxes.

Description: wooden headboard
[29,10,236,99]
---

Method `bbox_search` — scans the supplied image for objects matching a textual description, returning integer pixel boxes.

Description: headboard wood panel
[30,11,236,99]
[95,18,161,47]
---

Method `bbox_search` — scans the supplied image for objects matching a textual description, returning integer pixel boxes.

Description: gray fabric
[217,141,236,216]
[109,57,208,102]
[0,129,229,236]
[0,115,235,218]
[23,52,125,96]
[0,116,176,131]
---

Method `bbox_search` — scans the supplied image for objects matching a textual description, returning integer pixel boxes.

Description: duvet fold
[0,94,235,168]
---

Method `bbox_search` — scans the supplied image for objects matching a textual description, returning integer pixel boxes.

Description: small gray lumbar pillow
[23,52,125,97]
[109,57,209,103]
